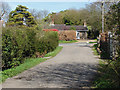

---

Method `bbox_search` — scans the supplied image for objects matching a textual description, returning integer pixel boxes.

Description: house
[48,21,88,39]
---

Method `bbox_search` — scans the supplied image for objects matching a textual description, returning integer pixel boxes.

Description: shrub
[35,31,59,54]
[2,27,29,70]
[87,30,99,39]
[2,27,59,70]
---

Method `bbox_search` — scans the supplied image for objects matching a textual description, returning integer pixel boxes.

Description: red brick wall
[58,30,76,41]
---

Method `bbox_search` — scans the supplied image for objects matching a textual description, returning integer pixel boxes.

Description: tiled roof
[51,24,66,30]
[44,24,88,31]
[52,24,88,31]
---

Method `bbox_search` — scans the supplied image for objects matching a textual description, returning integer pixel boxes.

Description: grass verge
[89,42,97,44]
[1,46,63,83]
[92,44,99,56]
[59,40,77,43]
[92,44,119,88]
[44,46,63,57]
[93,59,117,88]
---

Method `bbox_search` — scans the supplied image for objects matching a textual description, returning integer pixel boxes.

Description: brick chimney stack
[49,15,55,26]
[50,19,54,26]
[84,20,87,27]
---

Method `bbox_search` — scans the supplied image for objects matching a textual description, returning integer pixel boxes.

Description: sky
[3,0,98,13]
[4,0,97,2]
[7,2,92,13]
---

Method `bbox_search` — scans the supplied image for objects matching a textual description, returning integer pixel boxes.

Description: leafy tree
[105,2,120,32]
[104,1,120,87]
[7,5,36,27]
[54,13,64,24]
[43,12,56,23]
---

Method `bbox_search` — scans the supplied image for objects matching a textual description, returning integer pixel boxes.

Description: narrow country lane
[2,42,98,88]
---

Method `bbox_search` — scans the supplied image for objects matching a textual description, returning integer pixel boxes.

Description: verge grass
[89,42,97,44]
[92,44,119,88]
[93,59,118,88]
[1,46,63,83]
[44,46,63,57]
[59,40,77,43]
[92,44,99,56]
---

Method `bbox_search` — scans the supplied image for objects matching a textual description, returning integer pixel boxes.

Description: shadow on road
[16,63,97,88]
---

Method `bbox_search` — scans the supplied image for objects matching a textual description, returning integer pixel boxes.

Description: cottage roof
[44,24,88,31]
[51,24,66,30]
[51,24,88,31]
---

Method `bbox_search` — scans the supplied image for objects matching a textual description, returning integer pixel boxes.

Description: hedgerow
[2,26,59,70]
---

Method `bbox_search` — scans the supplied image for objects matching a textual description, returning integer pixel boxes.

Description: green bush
[35,31,59,53]
[2,27,59,70]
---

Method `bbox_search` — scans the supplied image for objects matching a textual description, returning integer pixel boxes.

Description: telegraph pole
[102,0,104,33]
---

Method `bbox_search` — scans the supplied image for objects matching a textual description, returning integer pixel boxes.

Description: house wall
[58,30,76,41]
[58,30,88,40]
[77,31,88,40]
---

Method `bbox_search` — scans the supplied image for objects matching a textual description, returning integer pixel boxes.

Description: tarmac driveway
[2,42,98,88]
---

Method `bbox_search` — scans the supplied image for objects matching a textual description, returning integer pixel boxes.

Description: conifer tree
[7,5,36,27]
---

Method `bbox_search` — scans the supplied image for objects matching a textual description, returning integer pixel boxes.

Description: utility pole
[102,0,104,33]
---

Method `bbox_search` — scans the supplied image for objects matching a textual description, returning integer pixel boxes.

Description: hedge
[2,27,59,70]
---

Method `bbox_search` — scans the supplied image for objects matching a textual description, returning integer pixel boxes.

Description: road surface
[2,42,98,88]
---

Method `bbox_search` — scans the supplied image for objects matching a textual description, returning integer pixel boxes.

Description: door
[76,31,80,39]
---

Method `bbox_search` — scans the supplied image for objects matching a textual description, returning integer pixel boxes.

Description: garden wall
[58,30,76,41]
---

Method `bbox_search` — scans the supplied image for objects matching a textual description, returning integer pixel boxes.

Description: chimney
[49,19,55,26]
[49,15,55,26]
[84,20,87,27]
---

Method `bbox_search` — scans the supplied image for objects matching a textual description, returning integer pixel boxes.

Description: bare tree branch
[0,2,10,21]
